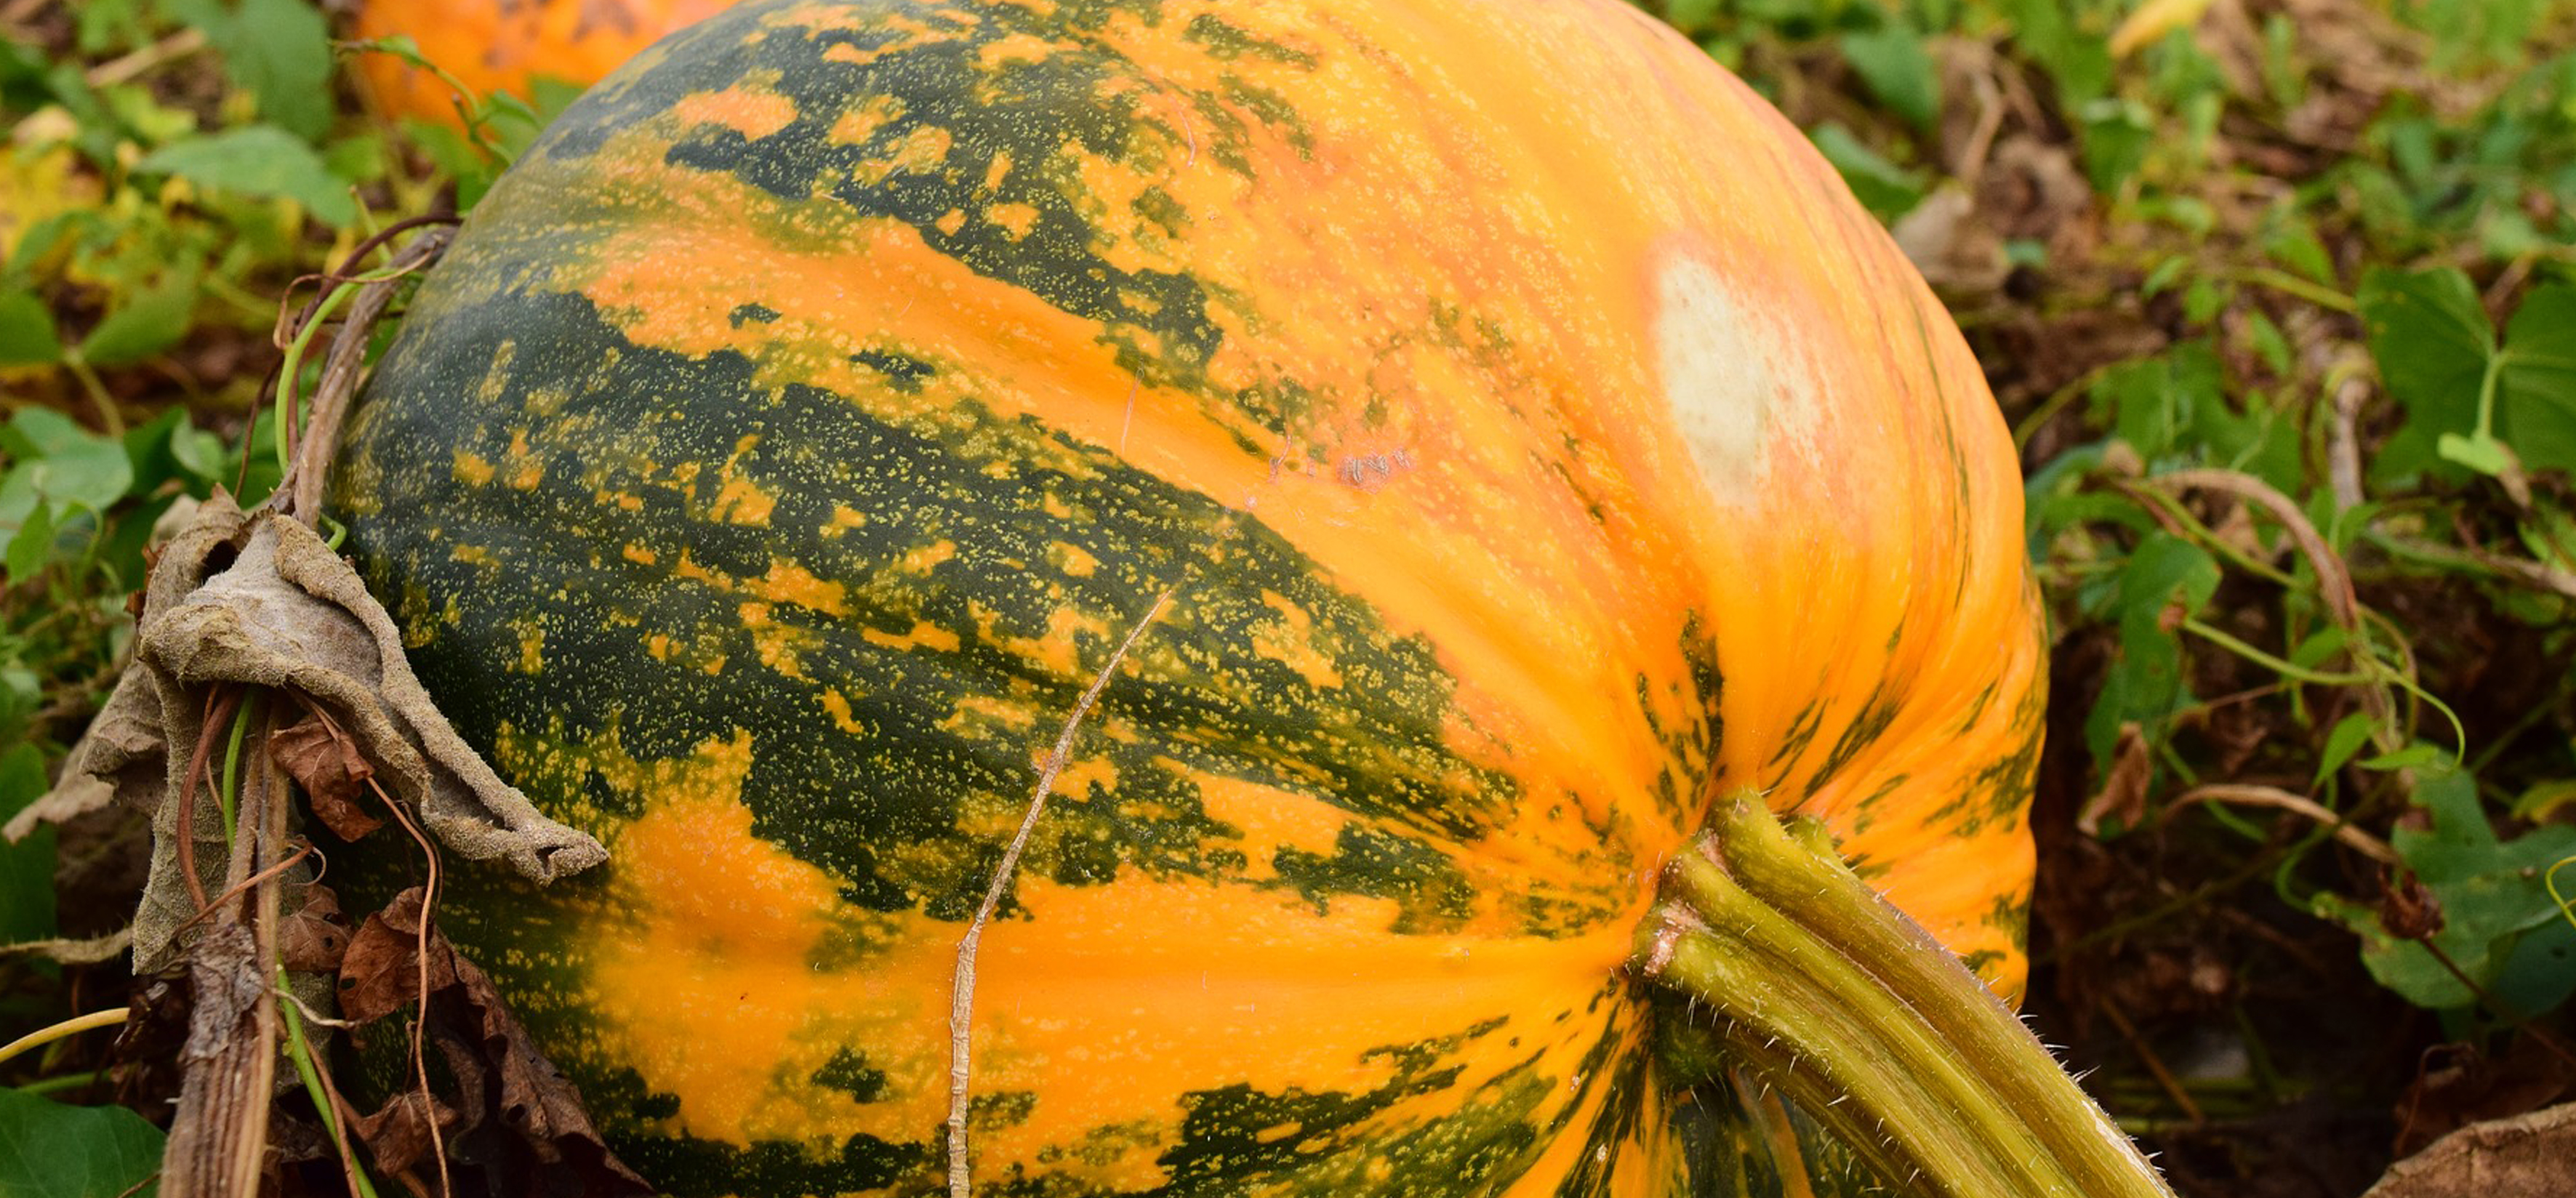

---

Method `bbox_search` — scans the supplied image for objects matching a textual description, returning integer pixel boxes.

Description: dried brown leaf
[337,887,456,1023]
[444,947,651,1193]
[179,922,268,1065]
[276,883,349,974]
[337,887,651,1196]
[2380,875,2447,942]
[350,1089,457,1180]
[2080,723,2154,837]
[268,715,382,840]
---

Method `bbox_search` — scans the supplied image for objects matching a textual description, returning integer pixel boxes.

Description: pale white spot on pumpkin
[1653,254,1824,508]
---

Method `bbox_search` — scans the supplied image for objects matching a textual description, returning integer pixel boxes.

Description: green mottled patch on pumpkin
[339,273,1644,937]
[1180,14,1319,68]
[810,1049,891,1104]
[1809,681,1901,794]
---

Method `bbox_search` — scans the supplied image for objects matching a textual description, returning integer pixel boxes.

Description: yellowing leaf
[2109,0,2218,57]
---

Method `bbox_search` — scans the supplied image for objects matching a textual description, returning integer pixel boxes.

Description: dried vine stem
[2144,468,2410,751]
[947,591,1171,1198]
[2161,784,2399,865]
[161,739,286,1198]
[281,223,454,521]
[154,225,451,1198]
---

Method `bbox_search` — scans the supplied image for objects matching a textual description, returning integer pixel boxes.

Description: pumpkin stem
[1635,790,2177,1198]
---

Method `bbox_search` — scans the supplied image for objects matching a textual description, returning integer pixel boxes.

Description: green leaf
[2517,500,2576,573]
[2078,97,2154,191]
[2000,0,2111,107]
[194,0,334,142]
[2496,284,2576,474]
[6,408,102,459]
[6,212,86,281]
[2314,712,2378,784]
[0,289,62,365]
[2320,765,2576,1011]
[1806,121,1924,219]
[2141,255,2188,297]
[75,266,198,369]
[1664,0,1727,33]
[2122,533,2223,625]
[2436,430,2514,476]
[2,498,56,583]
[5,410,133,512]
[0,664,35,749]
[2242,310,2292,377]
[2358,744,2444,771]
[1838,21,1938,129]
[2086,342,2268,476]
[71,0,149,55]
[401,118,505,209]
[169,420,226,483]
[2358,266,2493,427]
[2287,627,2349,670]
[2083,534,2220,768]
[0,743,55,944]
[2261,222,2338,286]
[0,1087,164,1198]
[2182,278,2226,322]
[321,132,388,185]
[132,125,356,225]
[2511,779,2576,821]
[97,82,198,149]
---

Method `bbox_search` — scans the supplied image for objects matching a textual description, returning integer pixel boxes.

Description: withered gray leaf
[2368,1101,2576,1198]
[25,494,606,971]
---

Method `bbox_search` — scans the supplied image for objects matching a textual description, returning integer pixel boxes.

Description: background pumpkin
[348,0,736,126]
[329,0,2048,1192]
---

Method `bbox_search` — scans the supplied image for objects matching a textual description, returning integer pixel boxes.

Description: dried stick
[281,225,454,521]
[2162,784,2399,865]
[162,729,284,1198]
[947,591,1171,1198]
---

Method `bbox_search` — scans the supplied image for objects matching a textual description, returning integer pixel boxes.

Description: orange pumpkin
[332,0,2052,1192]
[348,0,737,126]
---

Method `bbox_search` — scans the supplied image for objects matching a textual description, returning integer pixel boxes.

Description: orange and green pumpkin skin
[328,0,2047,1194]
[349,0,737,126]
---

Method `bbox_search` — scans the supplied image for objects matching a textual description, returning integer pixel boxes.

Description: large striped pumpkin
[329,0,2047,1193]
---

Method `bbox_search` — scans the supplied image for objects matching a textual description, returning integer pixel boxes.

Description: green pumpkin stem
[1635,790,2176,1198]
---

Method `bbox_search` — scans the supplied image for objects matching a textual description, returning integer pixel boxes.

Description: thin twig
[251,217,455,508]
[2098,1000,2204,1125]
[2327,375,2367,513]
[367,772,454,1198]
[2162,784,2397,865]
[947,590,1171,1198]
[1954,63,2004,187]
[174,688,247,916]
[2153,469,2358,629]
[2149,468,2403,747]
[86,26,206,87]
[165,843,318,943]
